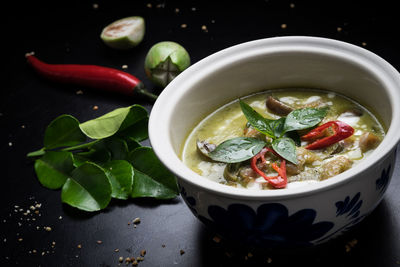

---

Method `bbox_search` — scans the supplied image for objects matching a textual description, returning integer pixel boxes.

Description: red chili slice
[251,148,287,188]
[302,120,354,150]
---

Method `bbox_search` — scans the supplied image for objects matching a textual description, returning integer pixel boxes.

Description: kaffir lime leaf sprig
[28,105,179,212]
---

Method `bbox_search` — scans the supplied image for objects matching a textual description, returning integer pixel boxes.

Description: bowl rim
[149,36,400,200]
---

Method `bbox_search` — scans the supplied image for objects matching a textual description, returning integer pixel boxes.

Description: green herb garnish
[208,137,266,163]
[28,105,179,212]
[209,100,328,164]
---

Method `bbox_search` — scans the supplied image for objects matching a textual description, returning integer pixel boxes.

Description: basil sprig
[240,100,327,164]
[208,101,327,165]
[28,105,179,212]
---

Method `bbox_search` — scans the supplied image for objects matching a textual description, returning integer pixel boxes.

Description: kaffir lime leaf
[100,16,145,49]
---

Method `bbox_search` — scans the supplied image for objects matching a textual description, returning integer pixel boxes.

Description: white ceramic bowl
[149,36,400,247]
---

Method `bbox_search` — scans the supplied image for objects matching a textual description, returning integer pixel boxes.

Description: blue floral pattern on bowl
[180,186,370,247]
[335,192,362,219]
[376,165,391,193]
[317,192,364,243]
[179,185,198,216]
[198,203,334,248]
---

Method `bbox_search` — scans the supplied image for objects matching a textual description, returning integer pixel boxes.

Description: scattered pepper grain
[180,249,185,255]
[140,250,146,257]
[212,236,221,243]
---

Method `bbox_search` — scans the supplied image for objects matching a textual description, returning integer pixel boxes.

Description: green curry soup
[181,89,385,190]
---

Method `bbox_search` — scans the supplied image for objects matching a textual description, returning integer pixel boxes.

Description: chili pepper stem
[134,86,158,102]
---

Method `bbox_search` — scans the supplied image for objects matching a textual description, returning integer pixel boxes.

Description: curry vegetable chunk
[181,89,385,190]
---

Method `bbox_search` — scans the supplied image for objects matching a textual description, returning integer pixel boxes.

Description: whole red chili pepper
[302,120,354,150]
[251,147,287,188]
[25,53,158,101]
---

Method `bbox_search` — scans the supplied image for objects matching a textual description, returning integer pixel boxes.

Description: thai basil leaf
[44,115,86,149]
[271,117,286,138]
[284,107,328,132]
[239,100,275,138]
[61,162,112,211]
[272,137,298,164]
[128,147,179,199]
[79,105,148,139]
[209,137,266,163]
[102,160,134,200]
[283,131,301,146]
[34,151,74,189]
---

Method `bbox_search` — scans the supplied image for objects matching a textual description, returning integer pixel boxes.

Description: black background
[2,0,400,266]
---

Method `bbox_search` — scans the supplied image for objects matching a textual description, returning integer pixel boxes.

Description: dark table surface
[2,0,400,266]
